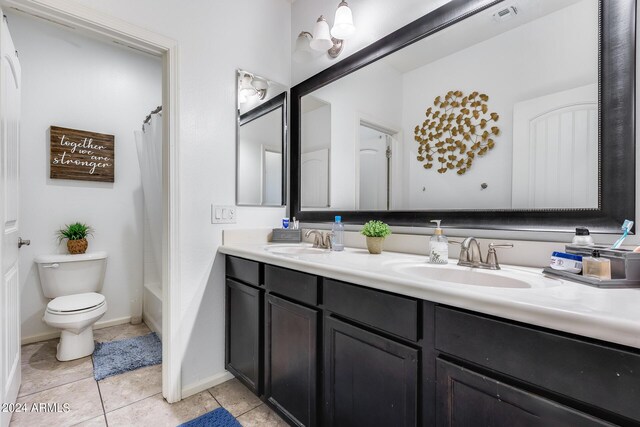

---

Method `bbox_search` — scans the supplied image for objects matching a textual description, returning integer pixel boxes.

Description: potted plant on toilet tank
[56,222,94,254]
[361,220,392,254]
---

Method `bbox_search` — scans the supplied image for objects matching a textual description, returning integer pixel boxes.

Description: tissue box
[272,229,302,243]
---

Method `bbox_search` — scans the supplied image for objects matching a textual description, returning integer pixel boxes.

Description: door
[301,149,329,208]
[0,13,21,427]
[225,279,263,394]
[436,359,611,427]
[358,127,389,210]
[512,84,598,209]
[324,316,418,427]
[262,148,282,206]
[265,294,318,426]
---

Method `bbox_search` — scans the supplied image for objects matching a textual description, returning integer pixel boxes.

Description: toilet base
[57,327,95,361]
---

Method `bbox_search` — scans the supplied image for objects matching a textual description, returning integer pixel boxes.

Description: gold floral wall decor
[414,90,500,175]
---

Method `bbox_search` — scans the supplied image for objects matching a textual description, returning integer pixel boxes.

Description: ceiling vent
[493,6,519,22]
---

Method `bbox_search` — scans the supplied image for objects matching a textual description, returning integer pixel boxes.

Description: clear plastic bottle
[429,219,448,264]
[331,216,344,251]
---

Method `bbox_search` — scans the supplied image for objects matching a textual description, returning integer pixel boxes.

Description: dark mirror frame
[237,91,287,207]
[290,0,635,233]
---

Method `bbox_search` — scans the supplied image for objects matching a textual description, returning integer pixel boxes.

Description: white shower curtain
[135,111,163,285]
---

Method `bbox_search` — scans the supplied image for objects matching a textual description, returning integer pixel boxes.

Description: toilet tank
[35,252,108,298]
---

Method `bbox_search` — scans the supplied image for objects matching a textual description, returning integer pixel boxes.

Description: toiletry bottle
[582,250,611,280]
[429,220,448,264]
[331,216,344,251]
[572,227,594,246]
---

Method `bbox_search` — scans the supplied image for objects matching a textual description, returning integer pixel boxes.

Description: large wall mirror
[237,70,287,206]
[290,0,636,233]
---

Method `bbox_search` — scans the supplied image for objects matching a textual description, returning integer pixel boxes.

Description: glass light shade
[239,74,256,97]
[252,78,269,91]
[293,32,315,63]
[331,1,355,40]
[310,16,333,51]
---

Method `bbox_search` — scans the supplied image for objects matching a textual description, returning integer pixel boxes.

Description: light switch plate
[211,205,237,224]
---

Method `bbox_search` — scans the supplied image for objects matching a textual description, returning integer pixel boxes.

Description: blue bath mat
[93,332,161,381]
[178,408,241,427]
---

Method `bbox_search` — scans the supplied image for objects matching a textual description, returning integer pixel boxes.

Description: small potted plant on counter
[56,222,94,254]
[361,220,392,254]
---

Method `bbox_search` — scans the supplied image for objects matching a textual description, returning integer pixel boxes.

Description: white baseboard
[181,371,235,399]
[21,316,132,345]
[142,310,162,340]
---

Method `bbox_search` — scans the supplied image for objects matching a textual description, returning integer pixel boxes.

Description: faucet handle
[486,243,513,270]
[489,243,514,249]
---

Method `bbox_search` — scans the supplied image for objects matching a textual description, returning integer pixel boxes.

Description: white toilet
[35,252,108,361]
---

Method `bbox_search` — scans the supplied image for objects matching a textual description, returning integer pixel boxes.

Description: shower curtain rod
[142,105,162,130]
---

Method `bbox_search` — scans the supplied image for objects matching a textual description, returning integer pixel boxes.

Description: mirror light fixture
[294,1,356,61]
[238,72,268,104]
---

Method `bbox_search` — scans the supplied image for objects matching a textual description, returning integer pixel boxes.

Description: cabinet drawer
[264,264,318,305]
[436,359,610,426]
[324,279,418,342]
[436,306,640,422]
[226,256,260,287]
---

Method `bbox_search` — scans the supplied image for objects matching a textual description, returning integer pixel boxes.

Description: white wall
[66,0,291,391]
[403,1,597,210]
[291,0,451,85]
[8,12,162,342]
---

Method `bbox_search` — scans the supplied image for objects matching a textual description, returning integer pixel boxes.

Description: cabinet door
[265,295,318,427]
[324,316,418,427]
[436,359,612,427]
[226,278,263,394]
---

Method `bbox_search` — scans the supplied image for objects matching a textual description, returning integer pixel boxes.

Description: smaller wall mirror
[236,69,287,206]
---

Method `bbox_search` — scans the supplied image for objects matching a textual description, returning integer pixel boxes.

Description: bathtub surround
[8,11,162,343]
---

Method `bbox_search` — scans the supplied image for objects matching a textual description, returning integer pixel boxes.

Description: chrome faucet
[457,237,513,270]
[305,230,333,250]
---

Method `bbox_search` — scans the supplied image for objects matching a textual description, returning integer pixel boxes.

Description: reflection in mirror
[236,70,287,206]
[300,0,598,211]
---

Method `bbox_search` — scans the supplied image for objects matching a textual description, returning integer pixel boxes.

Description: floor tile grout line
[16,372,94,400]
[235,403,264,419]
[95,377,109,426]
[207,388,221,407]
[102,391,164,417]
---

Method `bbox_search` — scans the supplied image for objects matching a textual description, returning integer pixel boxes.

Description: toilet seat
[47,292,106,315]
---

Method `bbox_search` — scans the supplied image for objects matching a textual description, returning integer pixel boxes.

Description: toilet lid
[47,292,105,313]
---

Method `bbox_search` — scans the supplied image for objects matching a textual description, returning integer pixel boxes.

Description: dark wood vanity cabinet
[324,316,418,427]
[263,264,320,426]
[265,294,319,427]
[225,256,640,426]
[225,277,263,394]
[436,359,611,426]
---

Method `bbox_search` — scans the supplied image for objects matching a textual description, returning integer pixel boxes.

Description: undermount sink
[392,263,531,289]
[265,244,329,256]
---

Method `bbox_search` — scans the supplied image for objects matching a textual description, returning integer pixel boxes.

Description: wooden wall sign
[50,126,115,182]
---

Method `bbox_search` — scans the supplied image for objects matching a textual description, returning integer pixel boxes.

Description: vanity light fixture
[293,31,315,62]
[238,72,268,103]
[295,1,356,61]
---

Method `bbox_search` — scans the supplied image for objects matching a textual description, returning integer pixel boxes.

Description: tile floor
[12,323,287,427]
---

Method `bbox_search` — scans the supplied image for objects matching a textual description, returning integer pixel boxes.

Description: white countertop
[219,242,640,349]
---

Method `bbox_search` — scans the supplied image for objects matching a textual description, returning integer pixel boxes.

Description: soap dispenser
[429,220,448,264]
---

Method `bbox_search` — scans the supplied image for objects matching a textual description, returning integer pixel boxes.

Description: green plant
[56,222,94,243]
[361,220,392,238]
